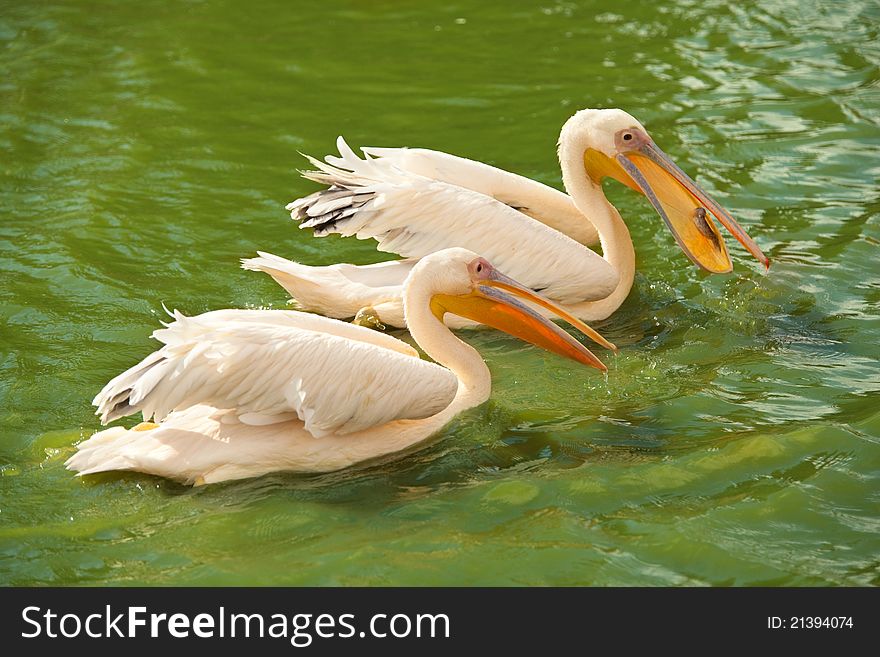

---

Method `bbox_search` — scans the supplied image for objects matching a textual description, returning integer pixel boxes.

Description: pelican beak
[585,138,769,272]
[430,259,613,372]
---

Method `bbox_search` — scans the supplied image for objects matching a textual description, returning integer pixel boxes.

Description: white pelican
[245,108,768,329]
[66,248,610,485]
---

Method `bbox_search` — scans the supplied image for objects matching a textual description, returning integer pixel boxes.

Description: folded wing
[287,138,617,305]
[93,308,458,438]
[361,144,599,247]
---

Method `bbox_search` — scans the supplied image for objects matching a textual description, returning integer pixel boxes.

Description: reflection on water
[0,0,878,585]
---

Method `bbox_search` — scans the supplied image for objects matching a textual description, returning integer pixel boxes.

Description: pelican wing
[93,309,458,438]
[361,145,599,247]
[288,138,618,305]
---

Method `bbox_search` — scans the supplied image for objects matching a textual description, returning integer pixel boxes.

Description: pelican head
[564,108,769,272]
[410,248,613,372]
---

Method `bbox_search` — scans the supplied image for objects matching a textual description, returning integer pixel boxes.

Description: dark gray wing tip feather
[289,185,376,235]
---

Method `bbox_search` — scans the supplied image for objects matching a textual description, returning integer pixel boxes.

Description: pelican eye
[623,133,633,141]
[470,257,492,279]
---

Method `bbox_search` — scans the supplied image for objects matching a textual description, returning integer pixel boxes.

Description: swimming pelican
[66,248,609,485]
[245,108,768,329]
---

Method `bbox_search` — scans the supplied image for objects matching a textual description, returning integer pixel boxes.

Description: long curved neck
[287,277,493,473]
[558,135,636,320]
[403,281,492,411]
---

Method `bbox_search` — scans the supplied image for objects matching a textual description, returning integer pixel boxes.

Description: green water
[2,0,879,586]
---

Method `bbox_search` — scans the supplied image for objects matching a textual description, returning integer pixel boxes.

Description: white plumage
[359,145,599,247]
[270,111,638,329]
[263,108,766,329]
[241,252,416,323]
[92,308,457,437]
[288,138,618,305]
[68,248,608,484]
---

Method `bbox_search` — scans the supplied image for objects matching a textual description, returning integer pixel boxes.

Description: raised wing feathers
[287,138,617,304]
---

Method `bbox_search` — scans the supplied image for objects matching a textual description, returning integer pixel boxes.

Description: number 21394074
[767,616,853,629]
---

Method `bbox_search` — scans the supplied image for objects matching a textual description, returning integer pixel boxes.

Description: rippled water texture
[1,0,878,585]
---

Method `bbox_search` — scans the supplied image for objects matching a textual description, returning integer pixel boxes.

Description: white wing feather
[93,309,458,438]
[288,138,617,305]
[360,145,599,246]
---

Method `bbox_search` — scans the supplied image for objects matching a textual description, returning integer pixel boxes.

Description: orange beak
[585,142,769,273]
[431,260,613,372]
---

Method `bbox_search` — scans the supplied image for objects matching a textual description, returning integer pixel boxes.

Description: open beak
[586,141,769,272]
[431,261,613,372]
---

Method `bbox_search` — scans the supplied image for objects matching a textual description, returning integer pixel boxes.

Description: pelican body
[248,108,768,329]
[66,249,608,485]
